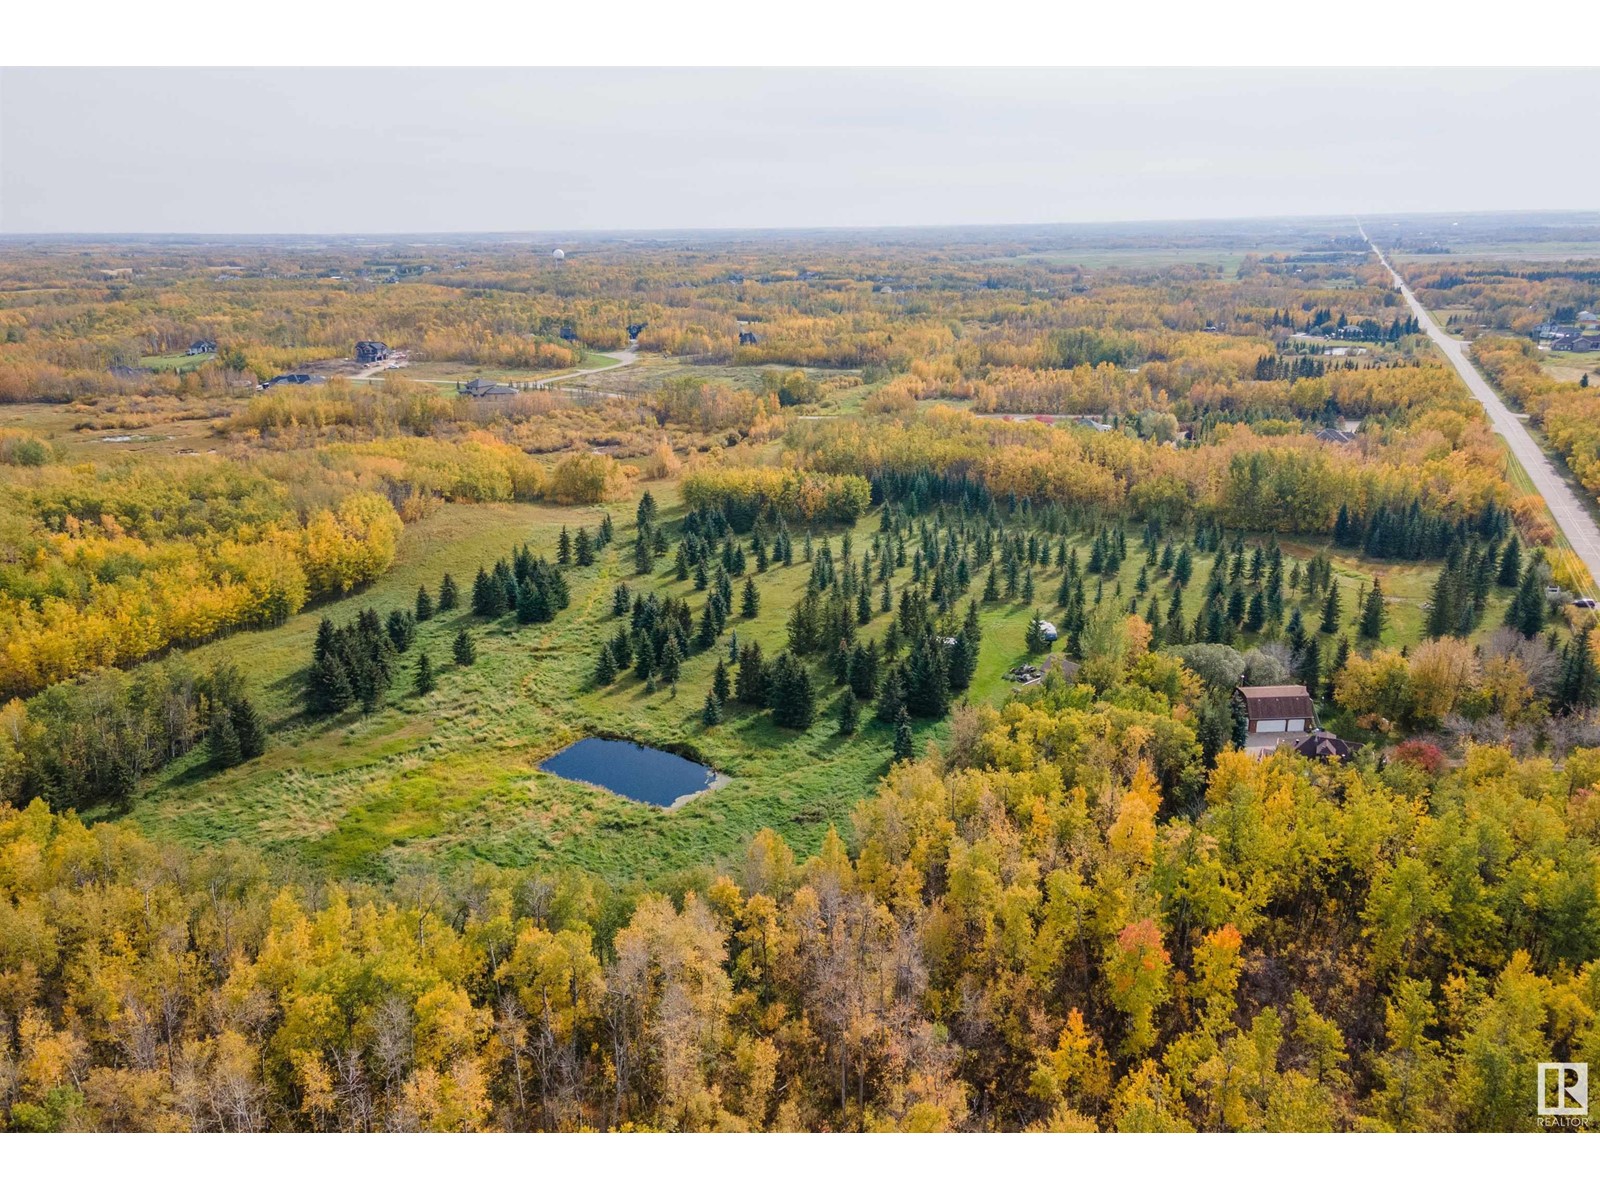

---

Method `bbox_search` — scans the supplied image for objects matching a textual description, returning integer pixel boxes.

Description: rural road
[1363,226,1600,590]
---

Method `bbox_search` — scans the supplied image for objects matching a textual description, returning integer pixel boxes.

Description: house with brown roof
[1234,684,1318,757]
[1294,731,1352,761]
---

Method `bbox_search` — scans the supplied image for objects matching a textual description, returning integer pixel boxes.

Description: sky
[2,67,1596,235]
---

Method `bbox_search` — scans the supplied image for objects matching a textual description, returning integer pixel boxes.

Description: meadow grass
[138,351,215,372]
[120,491,1505,884]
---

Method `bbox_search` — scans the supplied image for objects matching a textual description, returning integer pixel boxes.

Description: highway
[1362,225,1600,590]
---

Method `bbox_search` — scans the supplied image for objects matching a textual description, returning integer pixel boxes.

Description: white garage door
[1256,719,1287,733]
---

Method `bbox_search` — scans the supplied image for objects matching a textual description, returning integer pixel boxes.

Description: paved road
[1363,225,1600,589]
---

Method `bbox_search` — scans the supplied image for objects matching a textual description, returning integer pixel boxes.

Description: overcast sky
[2,68,1596,234]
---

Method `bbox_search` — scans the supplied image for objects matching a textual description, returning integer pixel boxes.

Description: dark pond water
[540,737,719,807]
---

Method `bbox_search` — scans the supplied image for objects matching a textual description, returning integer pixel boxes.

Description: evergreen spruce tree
[453,629,476,667]
[415,585,434,622]
[308,654,354,715]
[736,641,768,705]
[837,690,859,736]
[208,706,243,769]
[1497,538,1522,588]
[1511,564,1547,638]
[438,573,459,611]
[635,636,657,681]
[1299,638,1322,692]
[742,577,760,618]
[557,527,572,566]
[769,653,815,729]
[876,667,906,724]
[1026,611,1050,656]
[1245,590,1266,633]
[386,609,416,652]
[575,527,595,566]
[702,690,723,726]
[658,638,682,686]
[415,652,435,695]
[231,697,267,761]
[516,583,547,624]
[595,642,618,685]
[1328,638,1350,704]
[471,567,498,617]
[712,658,731,704]
[893,706,914,761]
[904,633,951,718]
[1319,580,1342,635]
[1360,579,1386,639]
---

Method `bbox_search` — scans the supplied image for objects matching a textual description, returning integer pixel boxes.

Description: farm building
[187,339,217,356]
[1234,684,1317,757]
[355,341,390,363]
[1315,428,1356,445]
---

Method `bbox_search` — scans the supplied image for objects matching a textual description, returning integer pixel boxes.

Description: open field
[381,349,621,385]
[108,489,1505,885]
[138,350,215,372]
[3,399,227,462]
[1392,242,1600,261]
[1538,347,1600,384]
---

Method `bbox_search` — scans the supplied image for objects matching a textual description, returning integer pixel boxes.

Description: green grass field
[138,351,215,372]
[112,491,1507,885]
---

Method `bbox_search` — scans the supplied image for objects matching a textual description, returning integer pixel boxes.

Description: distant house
[187,339,217,356]
[1294,731,1353,761]
[460,377,517,399]
[1552,334,1600,353]
[1235,684,1317,757]
[1076,416,1113,432]
[738,330,759,346]
[1315,428,1356,445]
[355,341,390,363]
[263,373,327,388]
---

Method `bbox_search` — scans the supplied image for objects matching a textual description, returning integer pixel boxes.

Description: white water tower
[552,248,566,260]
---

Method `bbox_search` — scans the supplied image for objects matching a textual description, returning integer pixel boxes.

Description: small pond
[539,737,720,807]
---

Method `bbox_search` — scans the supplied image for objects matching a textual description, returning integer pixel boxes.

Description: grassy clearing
[114,491,1503,885]
[1538,348,1600,385]
[138,351,215,372]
